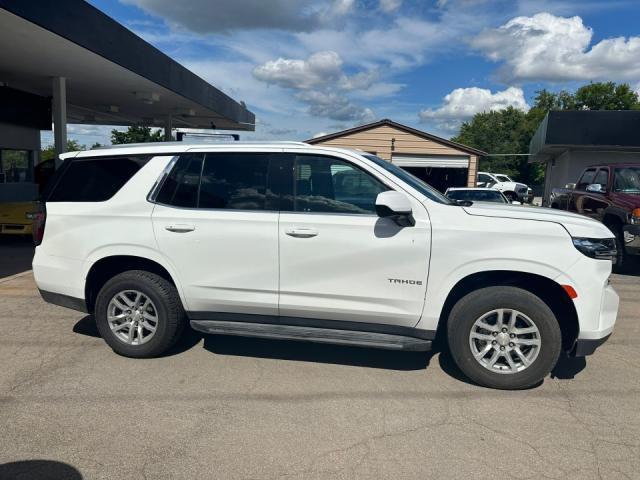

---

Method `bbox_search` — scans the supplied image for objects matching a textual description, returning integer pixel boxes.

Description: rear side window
[155,154,204,208]
[47,156,149,202]
[155,152,277,210]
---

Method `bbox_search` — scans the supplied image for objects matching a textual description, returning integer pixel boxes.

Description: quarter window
[290,155,388,214]
[47,156,150,202]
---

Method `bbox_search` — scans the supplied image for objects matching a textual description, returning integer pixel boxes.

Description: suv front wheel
[95,270,186,358]
[447,286,561,390]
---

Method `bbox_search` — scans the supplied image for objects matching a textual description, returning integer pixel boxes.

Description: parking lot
[1,239,639,479]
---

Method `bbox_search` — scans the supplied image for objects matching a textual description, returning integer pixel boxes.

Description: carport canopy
[0,0,255,156]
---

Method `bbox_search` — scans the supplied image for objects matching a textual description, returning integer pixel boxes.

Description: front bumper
[623,224,640,256]
[570,283,618,356]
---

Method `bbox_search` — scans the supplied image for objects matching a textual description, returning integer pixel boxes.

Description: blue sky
[45,0,640,147]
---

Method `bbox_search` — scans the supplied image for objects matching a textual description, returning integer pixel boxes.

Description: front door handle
[165,224,196,233]
[285,227,318,238]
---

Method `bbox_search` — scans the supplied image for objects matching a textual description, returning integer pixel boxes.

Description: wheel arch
[435,270,579,352]
[85,255,181,314]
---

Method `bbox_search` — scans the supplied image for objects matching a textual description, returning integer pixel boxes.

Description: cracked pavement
[1,270,639,479]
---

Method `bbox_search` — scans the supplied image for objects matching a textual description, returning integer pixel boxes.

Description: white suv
[32,143,619,389]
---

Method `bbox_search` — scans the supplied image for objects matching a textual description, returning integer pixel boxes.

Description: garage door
[391,154,469,168]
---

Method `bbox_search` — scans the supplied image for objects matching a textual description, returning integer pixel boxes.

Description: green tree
[111,125,164,144]
[451,82,640,186]
[40,139,86,162]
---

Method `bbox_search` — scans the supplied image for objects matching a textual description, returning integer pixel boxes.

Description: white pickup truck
[477,171,534,203]
[32,142,618,389]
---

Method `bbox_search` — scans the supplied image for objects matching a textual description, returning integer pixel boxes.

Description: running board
[190,320,432,352]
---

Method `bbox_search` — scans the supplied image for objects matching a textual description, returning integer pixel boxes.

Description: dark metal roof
[306,119,486,156]
[0,0,255,130]
[529,110,640,162]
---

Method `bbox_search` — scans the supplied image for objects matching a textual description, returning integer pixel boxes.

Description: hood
[462,203,614,238]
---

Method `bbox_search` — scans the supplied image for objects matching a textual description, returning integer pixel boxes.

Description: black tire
[447,286,561,390]
[95,270,186,358]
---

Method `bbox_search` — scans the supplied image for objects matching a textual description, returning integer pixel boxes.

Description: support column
[164,115,173,141]
[52,77,67,168]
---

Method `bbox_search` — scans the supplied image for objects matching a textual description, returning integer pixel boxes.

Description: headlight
[631,208,640,225]
[572,237,617,261]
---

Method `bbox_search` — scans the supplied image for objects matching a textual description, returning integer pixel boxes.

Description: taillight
[631,208,640,225]
[32,203,46,246]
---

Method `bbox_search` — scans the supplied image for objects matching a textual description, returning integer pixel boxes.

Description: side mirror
[586,183,605,193]
[455,199,473,207]
[375,191,414,226]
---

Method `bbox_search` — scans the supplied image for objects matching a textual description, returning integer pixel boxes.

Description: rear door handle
[165,224,196,233]
[285,227,318,238]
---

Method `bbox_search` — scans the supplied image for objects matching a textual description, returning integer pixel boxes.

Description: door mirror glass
[586,183,605,193]
[375,191,414,226]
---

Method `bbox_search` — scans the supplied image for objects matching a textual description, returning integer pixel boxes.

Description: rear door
[278,152,431,327]
[151,151,280,316]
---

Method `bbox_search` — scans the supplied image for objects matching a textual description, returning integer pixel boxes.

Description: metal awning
[391,154,470,168]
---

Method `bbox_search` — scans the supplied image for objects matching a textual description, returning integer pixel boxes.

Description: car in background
[477,172,533,203]
[445,187,513,205]
[0,159,56,237]
[550,163,640,271]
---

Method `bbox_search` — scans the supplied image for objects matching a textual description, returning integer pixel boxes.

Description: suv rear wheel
[95,270,185,358]
[447,286,561,390]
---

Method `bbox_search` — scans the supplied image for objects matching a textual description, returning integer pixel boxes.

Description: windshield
[362,154,454,204]
[613,167,640,193]
[495,174,512,182]
[447,189,507,204]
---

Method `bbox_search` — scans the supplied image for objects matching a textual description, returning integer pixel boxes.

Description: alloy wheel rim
[469,308,541,375]
[107,290,158,345]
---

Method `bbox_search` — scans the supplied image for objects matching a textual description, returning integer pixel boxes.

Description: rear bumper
[0,223,32,235]
[39,289,88,313]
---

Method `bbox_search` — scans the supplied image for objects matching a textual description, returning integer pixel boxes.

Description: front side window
[290,155,388,214]
[593,169,609,189]
[577,169,596,190]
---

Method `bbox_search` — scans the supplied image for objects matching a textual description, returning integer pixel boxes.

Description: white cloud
[253,51,344,89]
[472,12,640,83]
[123,0,355,32]
[419,86,529,133]
[380,0,402,12]
[296,91,375,122]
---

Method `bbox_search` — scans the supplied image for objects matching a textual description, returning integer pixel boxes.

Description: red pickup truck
[550,163,640,271]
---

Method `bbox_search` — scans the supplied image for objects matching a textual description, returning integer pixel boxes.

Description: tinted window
[478,173,492,183]
[155,154,204,208]
[48,156,149,202]
[577,169,596,190]
[290,155,388,214]
[199,153,273,210]
[593,169,608,189]
[447,189,507,203]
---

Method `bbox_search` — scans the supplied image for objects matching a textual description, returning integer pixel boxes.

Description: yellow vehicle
[0,201,36,235]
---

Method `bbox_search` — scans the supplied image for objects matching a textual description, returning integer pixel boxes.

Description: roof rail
[92,140,309,150]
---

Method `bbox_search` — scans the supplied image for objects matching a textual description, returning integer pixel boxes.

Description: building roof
[529,110,640,162]
[306,119,486,156]
[0,0,255,131]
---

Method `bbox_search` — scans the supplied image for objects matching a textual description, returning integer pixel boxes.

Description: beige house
[307,119,486,192]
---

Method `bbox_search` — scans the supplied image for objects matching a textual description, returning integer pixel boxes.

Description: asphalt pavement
[1,254,639,479]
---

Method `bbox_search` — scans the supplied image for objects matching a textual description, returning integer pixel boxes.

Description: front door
[151,152,280,315]
[278,153,431,327]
